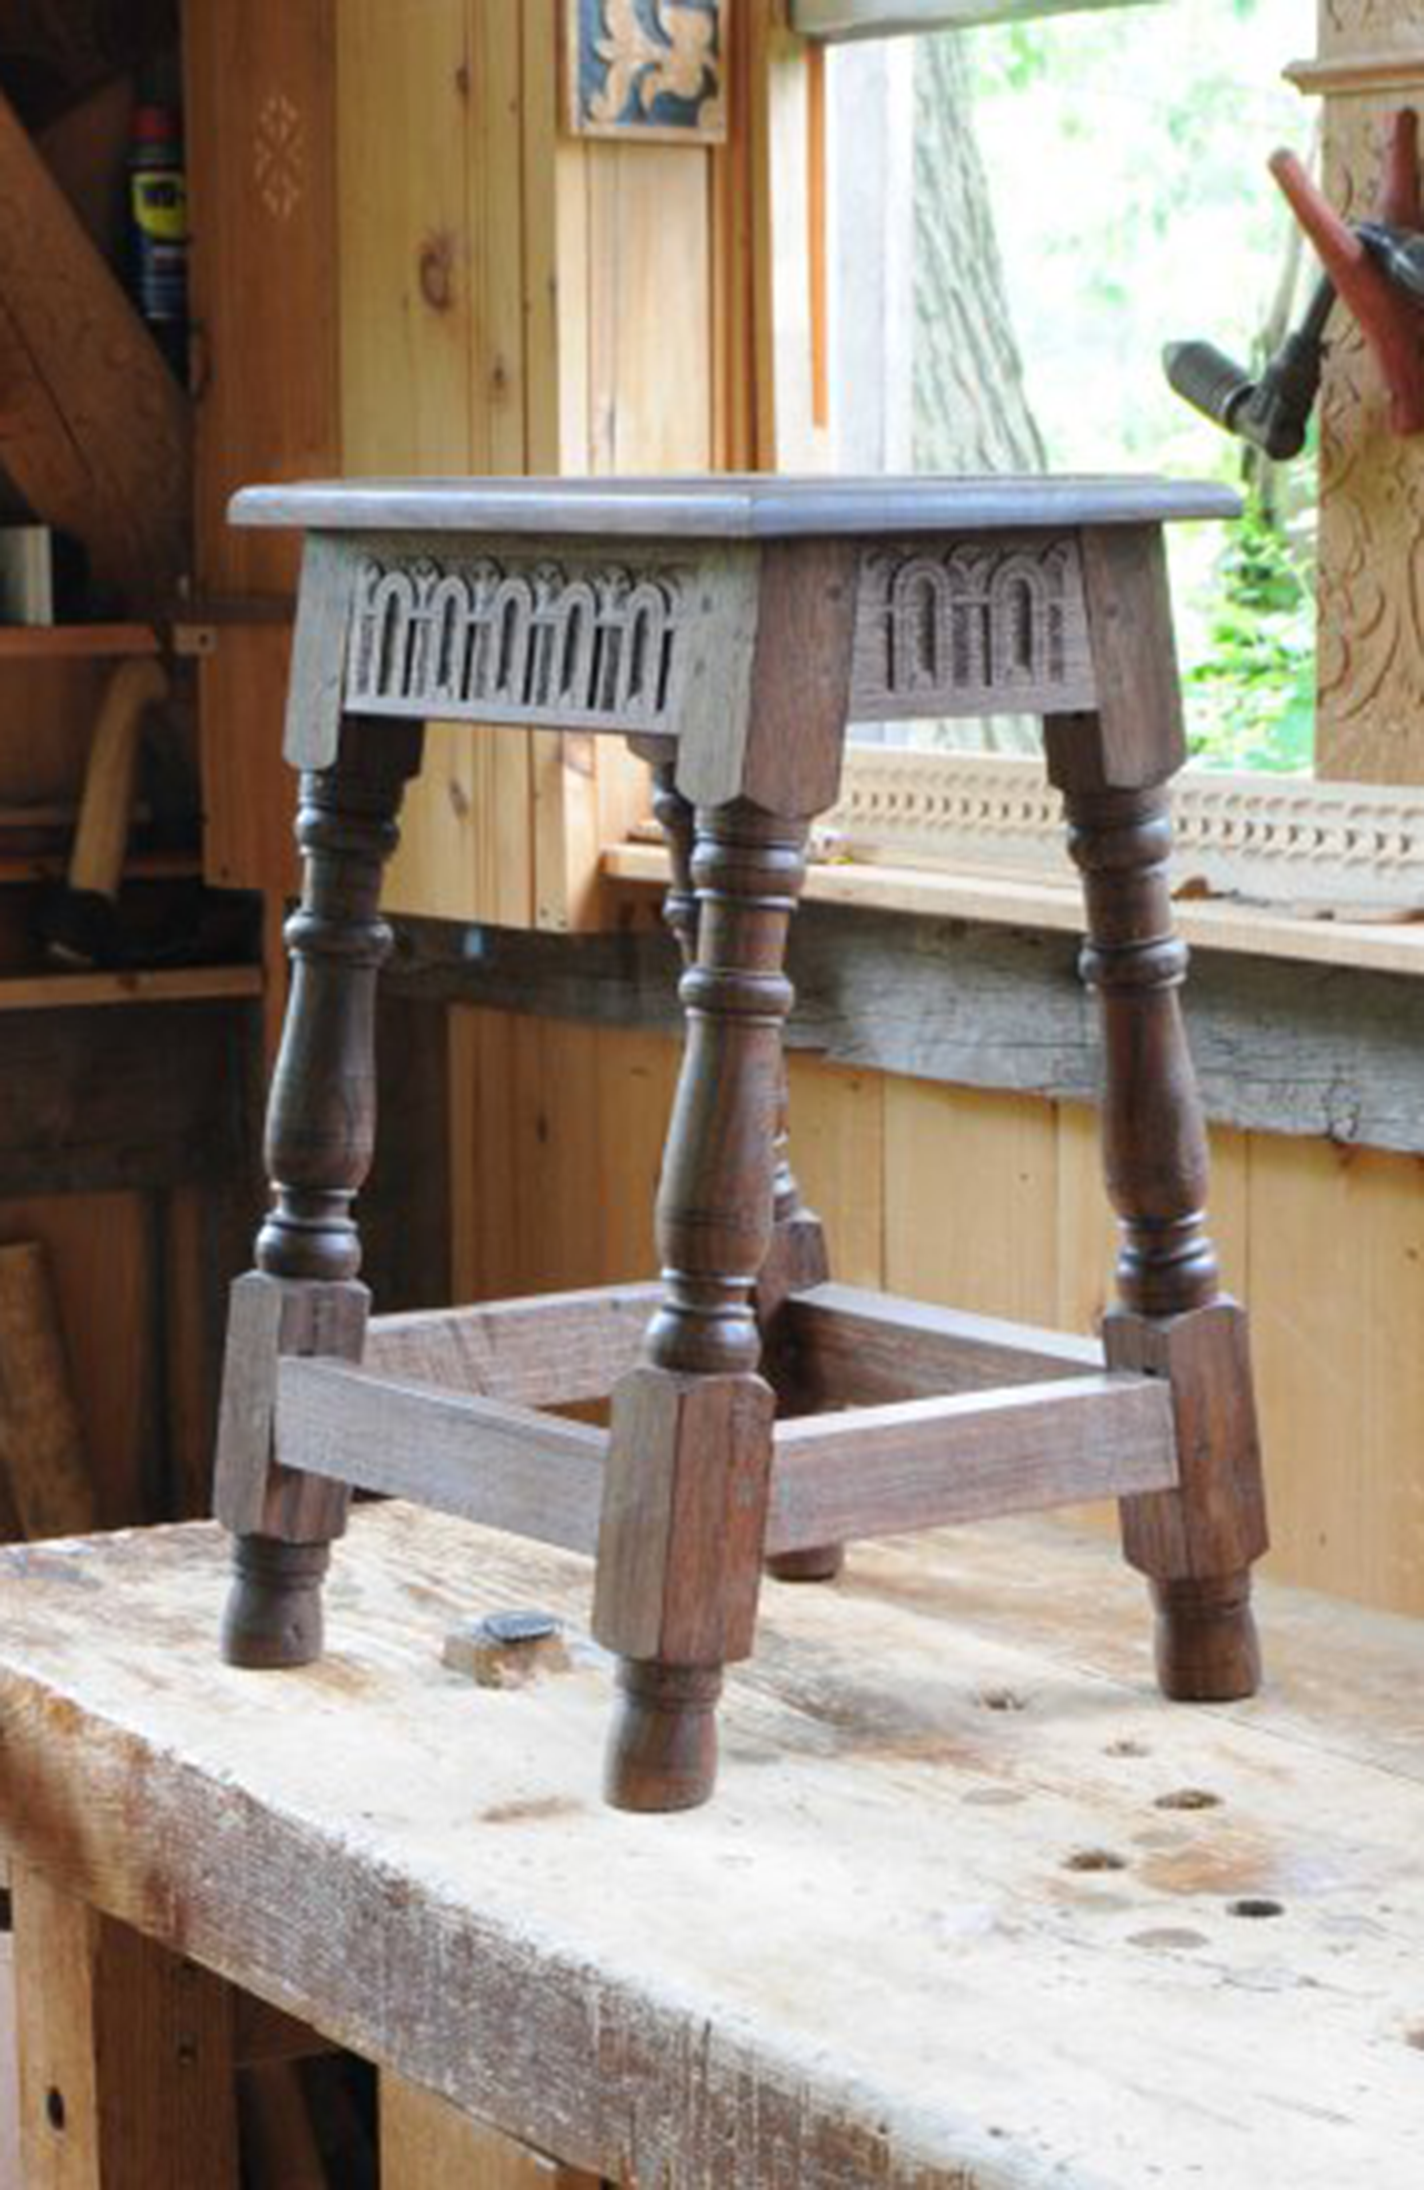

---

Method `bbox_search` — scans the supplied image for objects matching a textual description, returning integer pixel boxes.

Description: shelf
[0,850,201,886]
[604,842,1424,980]
[0,964,262,1012]
[0,623,159,660]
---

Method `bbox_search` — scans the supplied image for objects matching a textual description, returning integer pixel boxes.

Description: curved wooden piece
[759,1077,839,1583]
[649,756,698,965]
[220,719,423,1670]
[604,1662,723,1814]
[1270,120,1424,437]
[649,757,841,1587]
[257,725,423,1282]
[1063,783,1218,1322]
[221,1538,331,1669]
[1052,701,1267,1704]
[597,800,806,1810]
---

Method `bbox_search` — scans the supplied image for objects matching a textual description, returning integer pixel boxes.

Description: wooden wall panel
[1247,1136,1424,1614]
[0,1193,155,1527]
[335,0,534,928]
[448,1008,675,1303]
[198,624,297,900]
[446,1008,1424,1622]
[381,2074,598,2188]
[0,663,111,806]
[884,1078,1059,1327]
[784,1053,885,1289]
[183,0,340,598]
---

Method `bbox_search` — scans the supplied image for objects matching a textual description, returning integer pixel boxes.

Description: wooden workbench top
[0,1507,1420,2187]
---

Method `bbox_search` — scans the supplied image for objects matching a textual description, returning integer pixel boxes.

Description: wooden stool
[212,476,1268,1813]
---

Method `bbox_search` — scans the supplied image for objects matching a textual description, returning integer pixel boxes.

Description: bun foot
[221,1536,331,1669]
[1151,1571,1260,1701]
[604,1661,722,1812]
[766,1543,845,1583]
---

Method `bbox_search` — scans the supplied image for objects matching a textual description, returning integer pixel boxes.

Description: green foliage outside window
[958,0,1318,773]
[1183,495,1316,772]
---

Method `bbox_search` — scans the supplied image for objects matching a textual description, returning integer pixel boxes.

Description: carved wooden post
[594,799,807,1809]
[1045,529,1267,1703]
[214,719,423,1668]
[649,756,836,1585]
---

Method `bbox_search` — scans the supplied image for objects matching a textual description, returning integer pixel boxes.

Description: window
[825,0,1317,775]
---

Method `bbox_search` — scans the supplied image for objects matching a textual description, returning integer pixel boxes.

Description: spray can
[128,103,188,382]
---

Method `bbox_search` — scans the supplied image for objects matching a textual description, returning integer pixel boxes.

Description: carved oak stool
[212,476,1268,1812]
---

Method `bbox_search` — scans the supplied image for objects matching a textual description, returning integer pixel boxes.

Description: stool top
[230,472,1240,539]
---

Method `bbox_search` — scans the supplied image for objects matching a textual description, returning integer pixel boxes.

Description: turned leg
[1051,735,1267,1701]
[648,759,836,1587]
[594,799,806,1809]
[213,720,423,1667]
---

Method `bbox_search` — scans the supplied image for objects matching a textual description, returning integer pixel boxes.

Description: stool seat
[212,470,1269,1812]
[231,470,1238,535]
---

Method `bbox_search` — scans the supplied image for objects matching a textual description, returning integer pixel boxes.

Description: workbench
[1,1506,1420,2187]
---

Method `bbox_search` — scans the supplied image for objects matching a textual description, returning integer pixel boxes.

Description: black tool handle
[1163,340,1254,432]
[1163,332,1323,461]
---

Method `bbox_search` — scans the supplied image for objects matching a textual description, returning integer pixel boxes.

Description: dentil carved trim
[1288,50,1424,95]
[831,750,1424,908]
[849,535,1096,721]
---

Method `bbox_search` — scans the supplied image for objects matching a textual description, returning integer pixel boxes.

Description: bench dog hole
[1063,1848,1129,1873]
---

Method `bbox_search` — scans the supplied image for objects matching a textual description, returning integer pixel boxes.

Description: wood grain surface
[230,474,1239,537]
[0,1506,1420,2187]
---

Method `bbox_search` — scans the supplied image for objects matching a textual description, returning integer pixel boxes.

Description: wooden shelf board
[604,842,1424,979]
[0,851,202,886]
[0,623,159,660]
[0,964,262,1012]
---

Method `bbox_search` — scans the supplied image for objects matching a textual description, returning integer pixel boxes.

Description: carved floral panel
[1317,77,1424,782]
[1322,0,1424,48]
[564,0,727,143]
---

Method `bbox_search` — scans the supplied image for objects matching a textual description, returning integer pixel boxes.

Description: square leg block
[593,1366,776,1666]
[214,1270,369,1543]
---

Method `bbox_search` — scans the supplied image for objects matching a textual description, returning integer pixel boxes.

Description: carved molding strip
[344,549,686,734]
[1287,50,1424,96]
[848,535,1096,721]
[830,751,1424,908]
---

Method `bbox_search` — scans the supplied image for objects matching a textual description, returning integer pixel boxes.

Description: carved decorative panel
[254,92,305,222]
[1322,0,1424,45]
[1314,55,1424,783]
[830,750,1424,908]
[848,534,1095,721]
[344,552,686,734]
[564,0,727,144]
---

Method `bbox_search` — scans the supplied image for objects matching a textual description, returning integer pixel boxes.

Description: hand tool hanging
[1164,109,1424,457]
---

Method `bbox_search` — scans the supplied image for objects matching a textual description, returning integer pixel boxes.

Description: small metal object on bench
[211,474,1269,1813]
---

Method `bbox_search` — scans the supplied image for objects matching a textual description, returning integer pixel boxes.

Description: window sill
[602,843,1424,978]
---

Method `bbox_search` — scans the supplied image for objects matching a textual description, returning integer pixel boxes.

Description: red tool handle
[1269,110,1424,436]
